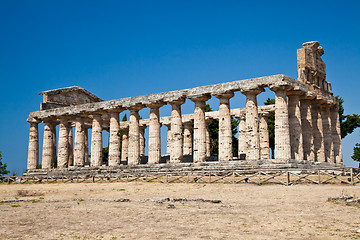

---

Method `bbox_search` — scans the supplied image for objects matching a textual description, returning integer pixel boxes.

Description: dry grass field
[0,182,360,240]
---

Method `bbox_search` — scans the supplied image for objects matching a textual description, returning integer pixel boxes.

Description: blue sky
[1,0,360,174]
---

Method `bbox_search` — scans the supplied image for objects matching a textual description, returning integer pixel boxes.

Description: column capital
[269,85,293,93]
[240,87,264,96]
[108,107,124,114]
[188,94,211,102]
[128,104,144,111]
[147,101,165,109]
[168,98,186,106]
[287,90,304,96]
[299,92,316,100]
[213,91,234,100]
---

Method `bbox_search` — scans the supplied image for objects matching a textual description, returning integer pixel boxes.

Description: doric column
[84,127,89,165]
[42,121,56,169]
[321,104,333,162]
[331,103,342,163]
[237,113,246,159]
[139,124,146,157]
[272,87,291,161]
[205,119,212,158]
[214,92,234,161]
[169,99,185,163]
[241,88,264,160]
[259,113,270,160]
[74,117,86,167]
[57,119,69,168]
[108,110,122,166]
[67,125,73,167]
[148,102,164,164]
[27,120,40,170]
[288,92,304,160]
[51,122,57,168]
[183,121,193,156]
[300,97,315,161]
[121,128,129,163]
[91,114,103,167]
[311,101,325,162]
[165,123,172,156]
[189,95,211,163]
[128,106,143,165]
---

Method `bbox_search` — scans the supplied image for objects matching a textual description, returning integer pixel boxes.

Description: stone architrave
[241,88,264,160]
[237,113,246,158]
[189,95,211,163]
[128,106,143,165]
[259,113,270,160]
[288,92,304,160]
[108,110,122,166]
[272,87,291,161]
[331,103,342,163]
[27,120,40,170]
[183,121,193,156]
[300,97,315,161]
[321,104,333,163]
[91,114,103,167]
[67,125,73,167]
[57,119,69,168]
[311,101,325,162]
[121,128,129,162]
[74,117,86,167]
[214,92,234,161]
[42,121,56,169]
[148,103,164,164]
[169,99,185,163]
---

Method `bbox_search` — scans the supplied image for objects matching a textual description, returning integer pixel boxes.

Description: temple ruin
[25,41,343,177]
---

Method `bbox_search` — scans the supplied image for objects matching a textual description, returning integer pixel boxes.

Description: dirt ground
[0,182,360,240]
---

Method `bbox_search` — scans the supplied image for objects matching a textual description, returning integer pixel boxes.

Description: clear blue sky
[1,0,360,174]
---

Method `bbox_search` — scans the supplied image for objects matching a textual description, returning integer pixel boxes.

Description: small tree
[351,143,360,167]
[0,151,10,176]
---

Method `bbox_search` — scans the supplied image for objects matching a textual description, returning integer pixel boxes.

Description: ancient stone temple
[25,41,343,175]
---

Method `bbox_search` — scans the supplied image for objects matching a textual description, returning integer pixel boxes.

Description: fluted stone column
[273,87,291,161]
[321,104,333,162]
[331,103,342,163]
[259,113,270,160]
[311,101,325,162]
[42,121,56,169]
[51,123,57,168]
[183,121,193,156]
[27,120,40,170]
[91,114,103,167]
[74,117,86,167]
[108,111,121,166]
[300,97,315,161]
[128,106,143,165]
[170,99,185,163]
[148,103,163,164]
[237,113,247,159]
[165,124,172,156]
[190,95,211,163]
[67,125,73,167]
[215,92,234,161]
[84,127,89,165]
[241,89,263,160]
[57,119,69,168]
[205,119,212,158]
[139,125,146,157]
[121,128,129,162]
[288,93,304,160]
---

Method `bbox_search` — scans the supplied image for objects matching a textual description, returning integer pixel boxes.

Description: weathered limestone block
[27,121,40,170]
[121,128,129,162]
[215,92,234,161]
[148,103,164,164]
[331,103,342,163]
[169,99,185,163]
[91,115,103,167]
[74,117,86,167]
[183,121,193,155]
[321,104,333,162]
[300,97,315,161]
[273,87,291,161]
[57,119,69,168]
[128,106,143,165]
[259,113,270,160]
[108,111,121,166]
[237,113,246,158]
[288,93,303,160]
[190,95,211,163]
[311,102,325,162]
[67,126,73,167]
[42,121,56,169]
[241,89,264,160]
